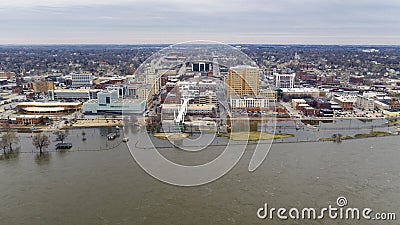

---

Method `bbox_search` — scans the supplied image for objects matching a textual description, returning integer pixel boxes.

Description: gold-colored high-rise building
[226,66,259,97]
[33,80,55,94]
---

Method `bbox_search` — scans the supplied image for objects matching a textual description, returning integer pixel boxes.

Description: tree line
[0,130,78,155]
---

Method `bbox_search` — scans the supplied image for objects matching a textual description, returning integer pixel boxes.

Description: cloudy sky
[0,0,399,44]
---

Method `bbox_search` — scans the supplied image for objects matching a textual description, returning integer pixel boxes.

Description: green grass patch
[154,133,189,140]
[354,131,393,138]
[387,118,400,125]
[319,136,353,141]
[219,131,294,141]
[301,120,319,126]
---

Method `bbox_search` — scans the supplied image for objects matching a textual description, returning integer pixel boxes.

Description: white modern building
[355,95,375,111]
[82,90,146,114]
[48,89,101,100]
[71,72,93,88]
[230,97,275,110]
[177,81,199,99]
[275,73,295,88]
[107,85,126,98]
[199,79,217,92]
[281,88,324,100]
[374,100,390,110]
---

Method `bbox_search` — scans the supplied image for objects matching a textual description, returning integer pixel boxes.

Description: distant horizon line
[0,43,399,47]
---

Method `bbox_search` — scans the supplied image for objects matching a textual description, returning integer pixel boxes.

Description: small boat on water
[122,137,129,142]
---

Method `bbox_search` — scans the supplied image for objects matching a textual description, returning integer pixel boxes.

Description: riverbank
[0,119,123,132]
[65,119,122,129]
[319,131,395,142]
[152,131,295,141]
[218,132,295,141]
[153,133,190,140]
[354,131,395,138]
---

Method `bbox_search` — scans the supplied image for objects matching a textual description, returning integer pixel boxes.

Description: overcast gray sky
[0,0,399,44]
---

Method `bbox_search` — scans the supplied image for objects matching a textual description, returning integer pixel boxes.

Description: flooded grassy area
[319,136,353,141]
[354,131,394,138]
[319,131,394,142]
[219,132,294,141]
[153,133,190,140]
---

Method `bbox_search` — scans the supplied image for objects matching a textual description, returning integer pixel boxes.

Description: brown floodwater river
[0,124,399,224]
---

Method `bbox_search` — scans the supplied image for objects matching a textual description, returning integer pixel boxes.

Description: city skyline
[1,0,400,45]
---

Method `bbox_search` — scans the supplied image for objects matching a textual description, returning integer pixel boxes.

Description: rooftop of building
[231,96,273,100]
[316,98,330,103]
[52,89,95,93]
[17,102,82,107]
[114,99,146,104]
[200,90,216,95]
[333,96,356,103]
[16,115,43,119]
[292,99,307,102]
[230,65,258,69]
[71,72,93,75]
[280,87,321,92]
[85,99,145,104]
[22,107,66,112]
[161,103,216,109]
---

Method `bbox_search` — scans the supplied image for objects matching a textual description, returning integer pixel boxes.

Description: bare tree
[81,131,87,141]
[0,131,19,153]
[337,133,343,143]
[4,131,19,151]
[331,133,343,143]
[32,133,51,154]
[0,138,8,154]
[54,131,68,144]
